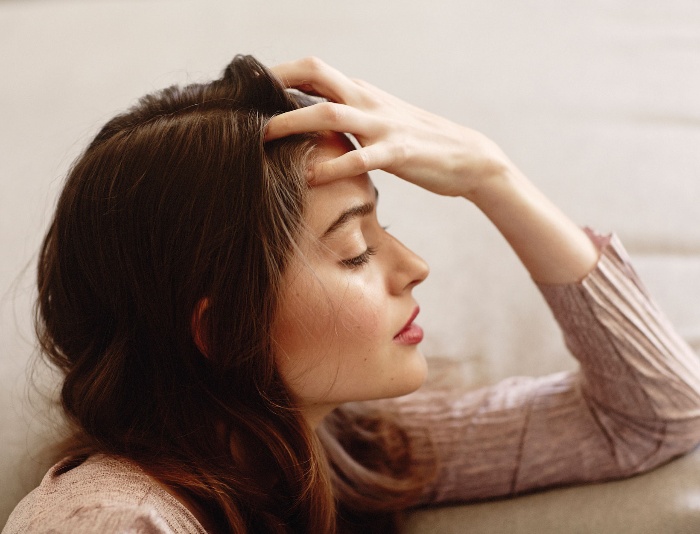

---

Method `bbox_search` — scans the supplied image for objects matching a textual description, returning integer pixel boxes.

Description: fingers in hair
[270,57,359,105]
[311,144,392,185]
[264,102,372,141]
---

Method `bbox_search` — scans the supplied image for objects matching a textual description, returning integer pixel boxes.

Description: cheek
[273,267,387,398]
[334,283,384,343]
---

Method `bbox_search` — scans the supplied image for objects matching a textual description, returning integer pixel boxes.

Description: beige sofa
[2,0,700,531]
[405,449,700,533]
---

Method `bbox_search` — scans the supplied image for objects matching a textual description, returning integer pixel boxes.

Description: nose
[387,235,430,294]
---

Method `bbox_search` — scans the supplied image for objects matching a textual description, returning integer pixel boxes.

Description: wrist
[462,163,600,284]
[462,158,525,209]
[454,129,520,202]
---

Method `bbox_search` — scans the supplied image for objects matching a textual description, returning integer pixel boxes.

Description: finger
[270,57,361,105]
[310,144,394,185]
[264,102,374,141]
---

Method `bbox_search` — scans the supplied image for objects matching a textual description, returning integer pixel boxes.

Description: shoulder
[3,454,206,534]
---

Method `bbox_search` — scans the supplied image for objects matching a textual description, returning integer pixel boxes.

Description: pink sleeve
[3,502,173,534]
[384,232,700,505]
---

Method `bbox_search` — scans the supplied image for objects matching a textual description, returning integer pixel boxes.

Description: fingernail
[305,167,315,183]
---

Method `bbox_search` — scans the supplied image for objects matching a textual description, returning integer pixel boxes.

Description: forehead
[316,132,356,160]
[304,136,375,234]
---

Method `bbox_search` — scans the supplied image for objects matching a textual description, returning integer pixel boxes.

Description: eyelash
[341,246,377,269]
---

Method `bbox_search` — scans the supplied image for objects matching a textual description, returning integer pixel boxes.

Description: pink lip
[393,307,423,345]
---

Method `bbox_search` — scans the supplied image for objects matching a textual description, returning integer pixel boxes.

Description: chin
[385,349,429,399]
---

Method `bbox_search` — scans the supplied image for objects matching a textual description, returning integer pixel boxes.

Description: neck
[298,399,339,429]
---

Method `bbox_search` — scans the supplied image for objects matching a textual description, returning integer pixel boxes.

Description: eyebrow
[321,187,379,240]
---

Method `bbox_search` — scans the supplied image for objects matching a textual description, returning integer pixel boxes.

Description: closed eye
[341,246,377,269]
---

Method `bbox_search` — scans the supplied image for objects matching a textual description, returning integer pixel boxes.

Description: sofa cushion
[404,446,700,534]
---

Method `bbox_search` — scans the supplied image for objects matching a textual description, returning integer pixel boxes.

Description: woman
[5,55,700,533]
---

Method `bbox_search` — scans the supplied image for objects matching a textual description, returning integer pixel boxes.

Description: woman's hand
[266,57,599,284]
[265,57,513,200]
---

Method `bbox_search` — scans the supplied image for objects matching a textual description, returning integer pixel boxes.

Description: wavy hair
[36,55,434,533]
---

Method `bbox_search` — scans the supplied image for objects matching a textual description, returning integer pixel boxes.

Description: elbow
[605,416,700,477]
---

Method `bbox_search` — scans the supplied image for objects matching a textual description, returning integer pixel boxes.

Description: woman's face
[273,136,430,426]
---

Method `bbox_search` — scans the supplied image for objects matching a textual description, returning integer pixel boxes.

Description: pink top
[5,233,700,533]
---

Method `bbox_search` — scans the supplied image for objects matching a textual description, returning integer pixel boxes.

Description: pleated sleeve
[380,232,700,505]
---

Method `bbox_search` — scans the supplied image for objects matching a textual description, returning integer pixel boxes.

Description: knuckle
[319,102,344,124]
[301,56,327,74]
[353,149,371,173]
[392,140,409,166]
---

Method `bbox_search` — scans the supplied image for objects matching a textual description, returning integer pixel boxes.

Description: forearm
[466,165,599,284]
[387,235,700,505]
[266,56,603,285]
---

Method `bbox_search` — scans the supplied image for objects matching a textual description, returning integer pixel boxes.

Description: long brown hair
[36,55,434,533]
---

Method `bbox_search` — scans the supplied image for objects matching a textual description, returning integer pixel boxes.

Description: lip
[393,306,423,345]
